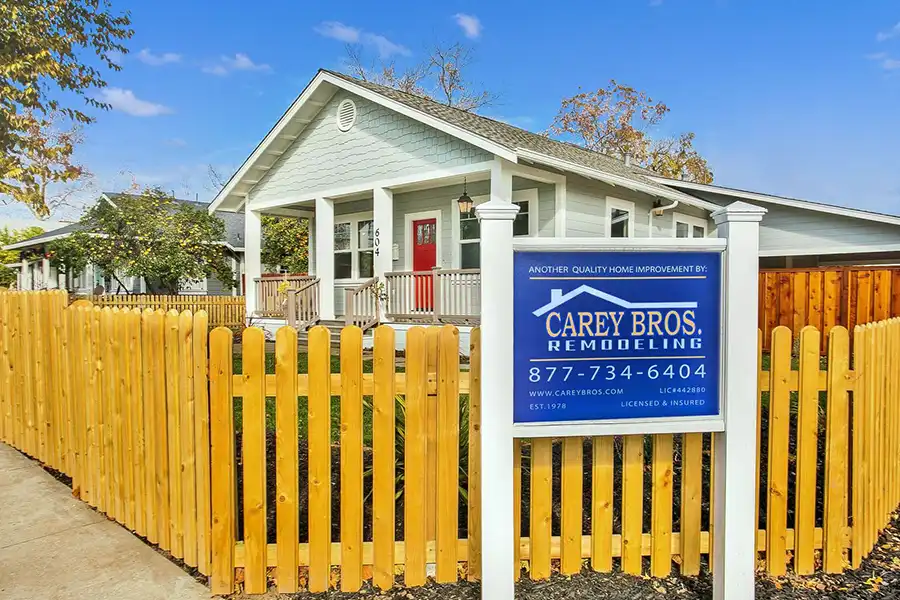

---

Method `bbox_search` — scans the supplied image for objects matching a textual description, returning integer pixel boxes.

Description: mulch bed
[228,513,900,599]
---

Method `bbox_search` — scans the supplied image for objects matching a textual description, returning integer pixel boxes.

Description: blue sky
[4,0,900,229]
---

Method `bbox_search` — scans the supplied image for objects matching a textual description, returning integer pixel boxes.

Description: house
[208,69,900,342]
[5,193,246,295]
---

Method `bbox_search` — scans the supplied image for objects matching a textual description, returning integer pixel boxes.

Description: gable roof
[4,194,245,251]
[533,285,698,317]
[649,176,900,228]
[209,69,721,213]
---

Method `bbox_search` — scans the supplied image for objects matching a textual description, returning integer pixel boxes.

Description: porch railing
[345,277,380,330]
[285,278,320,329]
[384,268,481,324]
[254,275,316,316]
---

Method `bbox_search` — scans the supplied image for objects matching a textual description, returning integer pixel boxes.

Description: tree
[346,41,496,111]
[72,189,236,294]
[46,231,90,292]
[1,0,132,216]
[0,225,44,287]
[207,165,310,274]
[550,80,713,183]
[261,216,309,273]
[1,112,91,217]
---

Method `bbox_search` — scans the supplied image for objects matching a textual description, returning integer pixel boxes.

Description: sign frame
[511,236,728,439]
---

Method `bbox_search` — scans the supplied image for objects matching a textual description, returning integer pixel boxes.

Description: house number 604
[374,228,380,256]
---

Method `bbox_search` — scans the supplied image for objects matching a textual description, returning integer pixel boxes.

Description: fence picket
[513,438,522,581]
[165,310,184,557]
[530,437,553,580]
[307,326,332,593]
[404,327,428,588]
[179,311,198,568]
[591,436,613,572]
[651,433,674,577]
[680,432,703,575]
[621,434,644,575]
[823,326,850,572]
[767,326,792,576]
[794,326,820,574]
[560,436,582,575]
[340,326,364,592]
[209,327,235,595]
[372,326,396,590]
[467,328,482,582]
[193,311,211,575]
[242,326,267,594]
[436,325,460,583]
[275,326,299,592]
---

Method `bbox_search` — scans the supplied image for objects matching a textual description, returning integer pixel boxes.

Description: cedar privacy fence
[87,294,245,328]
[759,267,900,350]
[1,291,900,594]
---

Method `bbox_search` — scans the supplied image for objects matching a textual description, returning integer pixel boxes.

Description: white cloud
[453,13,482,39]
[314,21,361,43]
[202,53,271,76]
[136,48,181,66]
[877,22,900,42]
[314,21,410,58]
[202,54,269,76]
[165,138,187,147]
[107,50,124,66]
[867,52,900,71]
[97,88,173,117]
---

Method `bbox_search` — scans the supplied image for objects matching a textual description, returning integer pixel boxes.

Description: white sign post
[476,191,765,600]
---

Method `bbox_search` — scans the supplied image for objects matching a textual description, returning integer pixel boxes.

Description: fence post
[475,160,519,599]
[711,201,766,600]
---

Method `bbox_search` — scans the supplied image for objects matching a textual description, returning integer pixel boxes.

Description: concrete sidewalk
[0,442,215,600]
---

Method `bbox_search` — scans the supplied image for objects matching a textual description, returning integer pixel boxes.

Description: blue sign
[513,250,722,424]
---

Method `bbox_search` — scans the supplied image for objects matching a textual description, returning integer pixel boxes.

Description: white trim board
[403,210,444,271]
[759,243,900,258]
[649,176,900,228]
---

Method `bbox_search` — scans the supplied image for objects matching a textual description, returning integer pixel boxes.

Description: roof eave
[648,176,900,227]
[208,71,520,214]
[515,148,722,213]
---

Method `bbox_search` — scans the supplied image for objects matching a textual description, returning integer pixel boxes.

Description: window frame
[672,212,708,239]
[451,188,539,268]
[605,197,635,239]
[333,211,374,281]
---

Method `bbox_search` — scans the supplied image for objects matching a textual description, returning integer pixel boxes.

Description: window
[453,189,538,268]
[333,213,375,280]
[358,219,374,278]
[606,198,635,238]
[673,213,707,239]
[334,222,352,279]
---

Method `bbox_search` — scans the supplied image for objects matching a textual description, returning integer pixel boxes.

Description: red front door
[412,218,437,310]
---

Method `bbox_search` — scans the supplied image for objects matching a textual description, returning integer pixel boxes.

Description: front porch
[242,159,564,332]
[252,268,482,330]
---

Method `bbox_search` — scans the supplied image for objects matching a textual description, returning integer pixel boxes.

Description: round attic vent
[336,98,357,132]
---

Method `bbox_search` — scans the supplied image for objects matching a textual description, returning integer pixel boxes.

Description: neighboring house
[5,193,246,295]
[206,69,900,340]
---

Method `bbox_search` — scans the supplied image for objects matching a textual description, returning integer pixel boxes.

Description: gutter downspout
[649,199,679,238]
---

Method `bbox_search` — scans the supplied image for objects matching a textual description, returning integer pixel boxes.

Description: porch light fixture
[457,178,473,216]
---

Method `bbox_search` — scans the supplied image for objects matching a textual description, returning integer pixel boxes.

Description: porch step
[297,319,375,349]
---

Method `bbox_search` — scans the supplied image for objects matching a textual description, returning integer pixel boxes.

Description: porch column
[42,257,50,289]
[19,260,27,290]
[245,208,262,317]
[307,217,316,276]
[373,187,393,320]
[315,197,335,320]
[478,159,518,600]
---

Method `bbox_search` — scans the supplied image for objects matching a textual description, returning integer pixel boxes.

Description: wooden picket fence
[88,294,245,328]
[758,267,900,350]
[2,289,900,595]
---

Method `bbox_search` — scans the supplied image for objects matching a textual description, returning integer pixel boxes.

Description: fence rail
[88,294,245,328]
[758,267,900,349]
[2,290,900,596]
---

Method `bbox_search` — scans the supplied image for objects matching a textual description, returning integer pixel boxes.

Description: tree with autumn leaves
[550,80,713,183]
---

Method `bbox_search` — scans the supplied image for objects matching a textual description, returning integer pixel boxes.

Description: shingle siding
[248,92,492,205]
